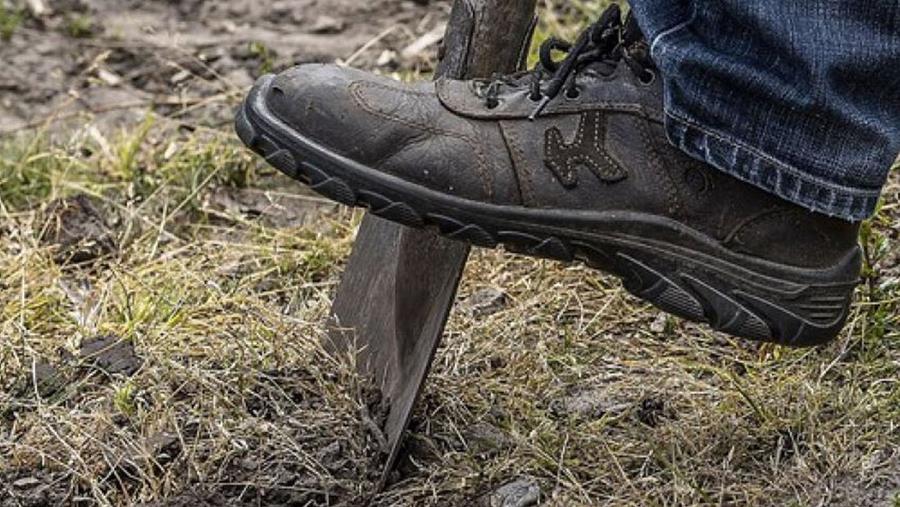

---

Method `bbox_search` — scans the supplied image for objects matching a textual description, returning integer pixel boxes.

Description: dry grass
[2,1,900,506]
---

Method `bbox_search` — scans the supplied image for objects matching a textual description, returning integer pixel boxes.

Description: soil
[0,0,448,135]
[1,1,449,505]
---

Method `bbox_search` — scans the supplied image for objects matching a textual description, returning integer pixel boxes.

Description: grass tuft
[0,4,22,41]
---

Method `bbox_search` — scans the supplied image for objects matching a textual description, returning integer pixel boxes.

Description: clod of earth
[27,360,68,399]
[79,334,143,377]
[5,359,70,413]
[462,422,513,457]
[38,194,116,266]
[635,396,674,428]
[0,470,71,507]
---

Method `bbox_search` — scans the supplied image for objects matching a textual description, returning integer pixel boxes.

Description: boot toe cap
[256,64,519,204]
[265,64,373,152]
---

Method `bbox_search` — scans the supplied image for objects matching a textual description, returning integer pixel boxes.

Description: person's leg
[629,0,900,222]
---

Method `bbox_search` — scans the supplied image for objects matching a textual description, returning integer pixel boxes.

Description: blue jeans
[629,1,900,221]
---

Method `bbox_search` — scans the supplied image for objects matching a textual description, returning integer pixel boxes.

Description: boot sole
[235,75,861,346]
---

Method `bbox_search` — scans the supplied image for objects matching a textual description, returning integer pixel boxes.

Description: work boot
[235,6,861,346]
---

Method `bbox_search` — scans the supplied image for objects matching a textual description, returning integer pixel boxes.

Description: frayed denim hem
[664,111,881,222]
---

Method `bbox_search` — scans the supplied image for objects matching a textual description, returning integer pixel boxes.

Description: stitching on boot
[636,116,681,215]
[356,80,435,97]
[724,207,797,246]
[369,131,431,170]
[350,80,494,199]
[543,111,627,188]
[499,123,537,206]
[438,80,656,119]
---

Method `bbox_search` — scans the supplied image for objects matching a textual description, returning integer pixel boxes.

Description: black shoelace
[480,5,655,120]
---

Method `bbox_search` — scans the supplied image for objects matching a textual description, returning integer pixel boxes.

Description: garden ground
[1,0,899,505]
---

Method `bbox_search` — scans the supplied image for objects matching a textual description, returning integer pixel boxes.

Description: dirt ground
[0,0,446,135]
[1,0,899,506]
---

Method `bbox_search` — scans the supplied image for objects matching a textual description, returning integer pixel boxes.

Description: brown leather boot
[236,6,861,346]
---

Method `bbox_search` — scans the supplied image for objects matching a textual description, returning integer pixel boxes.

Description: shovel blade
[328,215,469,487]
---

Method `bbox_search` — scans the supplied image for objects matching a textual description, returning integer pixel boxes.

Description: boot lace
[479,5,655,120]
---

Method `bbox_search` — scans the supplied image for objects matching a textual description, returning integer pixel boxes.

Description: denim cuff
[664,111,881,222]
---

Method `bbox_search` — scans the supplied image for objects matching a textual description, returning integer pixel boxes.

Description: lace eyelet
[638,70,656,86]
[565,87,581,100]
[485,98,500,109]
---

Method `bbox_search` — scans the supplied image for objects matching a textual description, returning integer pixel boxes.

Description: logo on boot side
[544,111,627,188]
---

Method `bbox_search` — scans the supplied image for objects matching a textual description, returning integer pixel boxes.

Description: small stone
[97,68,123,86]
[12,477,41,488]
[310,16,345,34]
[170,70,192,84]
[25,0,49,17]
[376,50,398,68]
[487,477,541,507]
[466,287,508,317]
[218,20,237,34]
[650,312,668,333]
[400,24,445,61]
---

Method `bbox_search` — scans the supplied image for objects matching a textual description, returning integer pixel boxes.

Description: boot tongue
[465,6,657,116]
[621,11,644,48]
[593,3,622,44]
[620,11,657,75]
[590,6,623,56]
